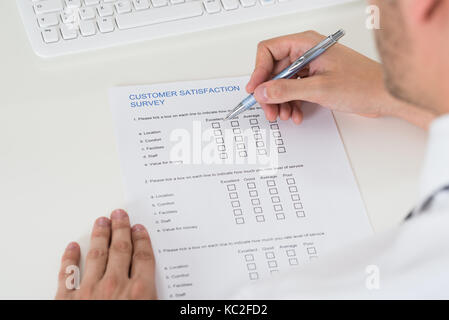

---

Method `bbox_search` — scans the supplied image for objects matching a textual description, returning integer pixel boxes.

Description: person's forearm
[381,91,436,130]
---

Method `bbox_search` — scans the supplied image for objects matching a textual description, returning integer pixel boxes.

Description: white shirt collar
[419,113,449,201]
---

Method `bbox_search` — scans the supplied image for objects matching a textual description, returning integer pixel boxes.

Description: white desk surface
[0,0,428,299]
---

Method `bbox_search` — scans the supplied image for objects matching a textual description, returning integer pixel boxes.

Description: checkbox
[227,184,236,191]
[275,139,284,146]
[228,192,238,199]
[254,133,262,140]
[212,122,220,128]
[251,126,260,132]
[247,263,256,271]
[233,128,241,134]
[286,178,295,185]
[231,200,241,208]
[249,272,259,280]
[276,213,285,220]
[216,137,224,144]
[293,202,303,209]
[307,247,317,255]
[231,120,240,127]
[296,211,305,218]
[249,190,258,197]
[289,186,298,193]
[256,215,265,222]
[271,196,280,203]
[239,151,248,157]
[247,182,256,189]
[272,131,281,138]
[253,207,263,214]
[278,147,286,153]
[291,194,300,201]
[214,129,222,136]
[234,136,243,142]
[251,198,260,205]
[289,258,299,266]
[249,119,259,125]
[235,217,245,224]
[270,124,279,130]
[265,251,275,259]
[256,141,265,148]
[233,209,243,216]
[219,153,228,159]
[257,149,267,155]
[269,188,278,195]
[245,254,254,262]
[286,249,296,257]
[266,180,276,187]
[237,143,245,150]
[268,260,278,268]
[217,145,226,151]
[273,204,283,212]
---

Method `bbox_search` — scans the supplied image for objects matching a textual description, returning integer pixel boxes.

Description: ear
[403,0,445,23]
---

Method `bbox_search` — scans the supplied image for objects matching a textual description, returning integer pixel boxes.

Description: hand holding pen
[226,30,420,126]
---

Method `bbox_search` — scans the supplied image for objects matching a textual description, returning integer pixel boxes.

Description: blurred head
[371,0,449,115]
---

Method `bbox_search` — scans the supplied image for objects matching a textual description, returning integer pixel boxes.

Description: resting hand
[55,209,157,300]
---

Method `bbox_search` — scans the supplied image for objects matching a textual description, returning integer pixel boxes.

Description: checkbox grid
[211,123,227,159]
[226,184,244,224]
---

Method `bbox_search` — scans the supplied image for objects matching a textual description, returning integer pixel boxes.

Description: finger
[291,101,304,125]
[130,224,155,281]
[56,242,80,299]
[104,209,133,278]
[260,103,279,122]
[279,103,292,121]
[272,56,293,76]
[254,77,326,105]
[246,31,324,93]
[81,217,111,285]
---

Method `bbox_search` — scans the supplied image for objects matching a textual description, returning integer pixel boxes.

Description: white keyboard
[17,0,354,57]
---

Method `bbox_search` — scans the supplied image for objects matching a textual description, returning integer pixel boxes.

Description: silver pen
[224,29,346,120]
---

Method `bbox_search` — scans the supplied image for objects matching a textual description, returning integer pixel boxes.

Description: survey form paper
[109,76,373,299]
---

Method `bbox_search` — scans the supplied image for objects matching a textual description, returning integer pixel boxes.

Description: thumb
[253,77,326,105]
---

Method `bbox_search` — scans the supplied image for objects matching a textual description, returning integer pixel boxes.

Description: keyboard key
[61,11,77,24]
[151,0,168,7]
[97,17,115,33]
[84,0,100,5]
[240,0,256,7]
[170,0,185,4]
[133,0,150,10]
[97,4,114,17]
[41,27,59,43]
[79,7,95,19]
[260,0,275,5]
[115,1,132,14]
[37,13,59,27]
[79,20,96,36]
[34,0,63,15]
[116,2,203,29]
[65,0,81,8]
[60,24,78,40]
[204,0,221,14]
[221,0,238,10]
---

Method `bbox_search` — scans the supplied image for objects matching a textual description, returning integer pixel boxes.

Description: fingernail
[67,242,78,250]
[111,209,127,220]
[96,217,110,227]
[254,85,268,102]
[132,224,145,232]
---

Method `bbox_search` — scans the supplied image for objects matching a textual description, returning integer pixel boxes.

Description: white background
[0,0,427,299]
